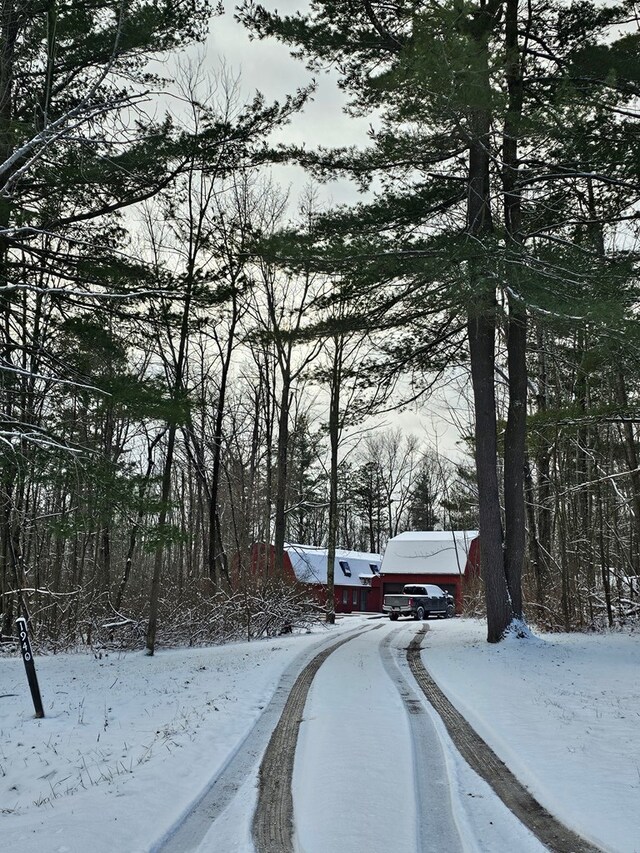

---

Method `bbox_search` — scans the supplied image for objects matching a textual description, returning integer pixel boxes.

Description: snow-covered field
[1,617,638,853]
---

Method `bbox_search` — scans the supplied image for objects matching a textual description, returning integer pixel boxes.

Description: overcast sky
[191,4,469,461]
[205,3,371,209]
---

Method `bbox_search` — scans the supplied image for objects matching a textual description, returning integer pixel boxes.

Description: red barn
[372,530,479,614]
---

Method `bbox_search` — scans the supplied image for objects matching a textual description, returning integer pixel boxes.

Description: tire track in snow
[153,625,373,853]
[407,627,604,853]
[379,628,465,853]
[252,624,382,853]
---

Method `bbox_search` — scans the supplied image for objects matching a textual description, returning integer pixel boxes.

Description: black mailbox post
[16,617,44,718]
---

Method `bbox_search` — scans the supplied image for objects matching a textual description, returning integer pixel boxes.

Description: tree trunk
[272,375,291,577]
[326,338,342,624]
[146,425,177,655]
[465,14,513,642]
[502,0,527,620]
[207,381,228,590]
[503,301,527,618]
[468,308,512,641]
[207,308,238,590]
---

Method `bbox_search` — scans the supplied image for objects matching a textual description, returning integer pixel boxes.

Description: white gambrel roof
[285,543,382,588]
[380,530,478,576]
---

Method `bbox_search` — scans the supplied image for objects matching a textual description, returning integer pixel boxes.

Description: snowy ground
[1,617,638,853]
[422,620,640,853]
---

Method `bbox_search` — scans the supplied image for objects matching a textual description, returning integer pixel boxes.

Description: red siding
[243,543,476,615]
[465,537,481,578]
[375,573,465,613]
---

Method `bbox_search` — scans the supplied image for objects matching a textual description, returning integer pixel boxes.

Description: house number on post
[16,617,45,718]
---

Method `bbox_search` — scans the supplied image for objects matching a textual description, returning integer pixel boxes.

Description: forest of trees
[1,0,639,650]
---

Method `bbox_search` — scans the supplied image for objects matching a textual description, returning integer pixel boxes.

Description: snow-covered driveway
[190,619,547,853]
[290,621,547,853]
[293,624,420,852]
[2,616,637,852]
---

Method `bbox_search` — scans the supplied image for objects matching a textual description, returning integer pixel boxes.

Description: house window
[339,560,351,577]
[353,589,358,605]
[342,590,348,605]
[369,563,379,574]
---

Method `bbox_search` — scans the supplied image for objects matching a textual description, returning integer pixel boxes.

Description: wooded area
[1,0,639,650]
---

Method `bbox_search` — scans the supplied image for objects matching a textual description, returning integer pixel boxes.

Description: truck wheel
[416,606,426,620]
[446,603,455,618]
[389,612,399,621]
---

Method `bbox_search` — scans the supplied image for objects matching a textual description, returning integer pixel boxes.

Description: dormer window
[369,563,379,574]
[339,560,351,577]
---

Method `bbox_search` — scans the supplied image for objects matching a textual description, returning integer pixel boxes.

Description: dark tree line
[1,0,639,650]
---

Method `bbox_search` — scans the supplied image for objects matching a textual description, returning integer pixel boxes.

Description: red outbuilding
[368,530,480,614]
[284,543,382,614]
[247,533,478,615]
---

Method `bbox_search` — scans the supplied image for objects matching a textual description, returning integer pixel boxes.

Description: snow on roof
[380,530,478,576]
[285,543,382,587]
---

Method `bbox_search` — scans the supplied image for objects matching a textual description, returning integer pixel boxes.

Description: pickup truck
[383,584,455,621]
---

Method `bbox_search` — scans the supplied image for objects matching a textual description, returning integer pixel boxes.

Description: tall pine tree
[239,0,640,640]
